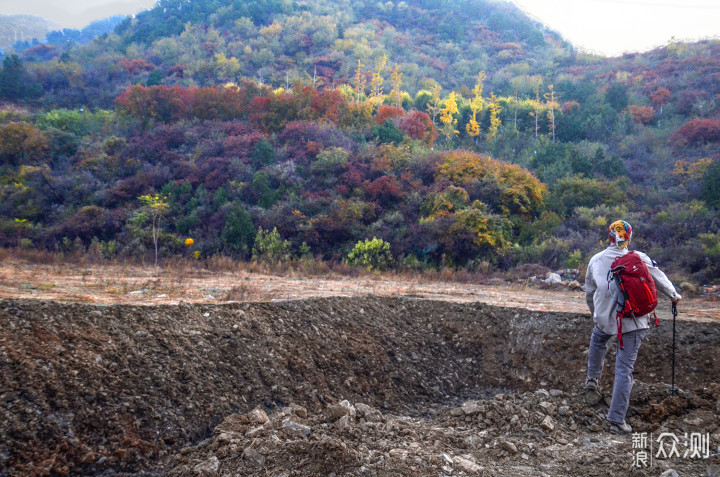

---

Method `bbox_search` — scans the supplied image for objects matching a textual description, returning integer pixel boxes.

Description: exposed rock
[246,408,269,425]
[214,414,249,435]
[290,403,308,419]
[454,456,482,473]
[567,280,582,291]
[334,414,352,430]
[327,404,350,421]
[356,402,383,422]
[679,282,700,294]
[282,419,311,437]
[338,400,357,418]
[540,415,555,431]
[499,440,518,454]
[461,401,483,415]
[193,456,219,476]
[242,447,265,467]
[545,273,562,285]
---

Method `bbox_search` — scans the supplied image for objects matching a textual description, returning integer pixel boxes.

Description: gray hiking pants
[587,326,648,424]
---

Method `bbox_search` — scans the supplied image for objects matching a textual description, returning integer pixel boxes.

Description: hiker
[584,220,681,435]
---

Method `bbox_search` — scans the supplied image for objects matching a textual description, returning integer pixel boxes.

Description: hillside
[0,14,61,48]
[0,0,719,282]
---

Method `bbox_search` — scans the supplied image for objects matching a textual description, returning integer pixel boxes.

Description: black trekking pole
[671,301,678,396]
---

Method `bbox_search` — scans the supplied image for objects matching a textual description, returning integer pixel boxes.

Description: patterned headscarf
[608,220,632,249]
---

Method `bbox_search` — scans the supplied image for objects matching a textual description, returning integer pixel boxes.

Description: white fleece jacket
[585,246,681,335]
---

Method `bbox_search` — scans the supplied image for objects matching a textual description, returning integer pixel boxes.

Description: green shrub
[565,249,582,268]
[252,227,292,263]
[346,237,393,271]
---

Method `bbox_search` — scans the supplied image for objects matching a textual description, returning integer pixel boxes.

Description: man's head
[608,220,632,249]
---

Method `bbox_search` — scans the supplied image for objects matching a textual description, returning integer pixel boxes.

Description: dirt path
[1,261,717,322]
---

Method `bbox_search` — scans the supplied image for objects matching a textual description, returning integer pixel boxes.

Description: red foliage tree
[560,101,580,114]
[362,175,405,205]
[119,58,156,74]
[116,85,189,124]
[650,87,671,109]
[190,86,245,121]
[396,110,437,145]
[311,88,349,123]
[116,83,263,125]
[374,106,405,125]
[198,157,230,190]
[628,105,655,125]
[672,119,720,146]
[342,162,369,189]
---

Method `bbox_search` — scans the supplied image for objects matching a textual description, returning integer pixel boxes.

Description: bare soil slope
[1,297,718,476]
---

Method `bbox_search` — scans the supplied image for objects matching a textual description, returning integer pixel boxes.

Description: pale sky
[1,0,720,57]
[0,0,155,29]
[512,0,720,56]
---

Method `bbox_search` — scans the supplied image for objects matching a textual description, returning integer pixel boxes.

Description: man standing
[584,220,682,434]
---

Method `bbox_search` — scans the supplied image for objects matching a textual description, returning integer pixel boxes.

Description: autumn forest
[1,0,719,282]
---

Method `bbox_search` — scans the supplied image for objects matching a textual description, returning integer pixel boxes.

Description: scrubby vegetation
[0,0,718,282]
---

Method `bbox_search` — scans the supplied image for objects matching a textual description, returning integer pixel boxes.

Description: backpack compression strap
[608,266,630,349]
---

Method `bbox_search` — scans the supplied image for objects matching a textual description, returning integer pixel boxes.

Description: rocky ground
[1,296,719,476]
[171,386,720,477]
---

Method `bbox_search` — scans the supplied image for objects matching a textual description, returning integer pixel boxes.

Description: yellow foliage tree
[673,157,712,182]
[466,115,481,138]
[466,72,486,139]
[436,151,545,216]
[421,185,469,220]
[451,201,511,249]
[389,64,403,108]
[425,83,442,125]
[440,91,459,143]
[531,80,542,138]
[370,54,387,105]
[487,92,501,141]
[437,150,485,183]
[137,194,169,266]
[544,84,558,142]
[354,59,366,102]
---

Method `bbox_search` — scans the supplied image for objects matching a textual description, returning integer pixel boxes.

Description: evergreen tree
[0,55,39,100]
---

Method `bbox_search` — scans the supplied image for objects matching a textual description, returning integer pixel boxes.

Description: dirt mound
[170,386,719,476]
[1,296,719,476]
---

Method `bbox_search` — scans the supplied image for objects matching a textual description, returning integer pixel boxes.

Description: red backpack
[607,251,659,349]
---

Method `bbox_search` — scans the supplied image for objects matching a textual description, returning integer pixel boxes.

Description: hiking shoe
[609,420,633,435]
[585,378,602,406]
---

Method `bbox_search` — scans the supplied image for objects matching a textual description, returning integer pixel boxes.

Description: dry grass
[0,248,717,321]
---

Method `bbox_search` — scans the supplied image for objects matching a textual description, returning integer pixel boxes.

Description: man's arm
[585,260,596,315]
[639,253,682,302]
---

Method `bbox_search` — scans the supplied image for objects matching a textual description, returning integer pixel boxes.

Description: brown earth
[0,260,718,321]
[1,296,719,476]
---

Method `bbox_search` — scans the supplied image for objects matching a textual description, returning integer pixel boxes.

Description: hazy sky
[512,0,720,56]
[0,0,155,29]
[1,0,719,56]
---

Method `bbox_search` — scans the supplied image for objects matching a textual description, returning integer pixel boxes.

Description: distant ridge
[0,14,62,48]
[0,0,154,30]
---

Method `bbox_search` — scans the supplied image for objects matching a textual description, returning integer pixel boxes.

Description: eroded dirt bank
[0,297,718,476]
